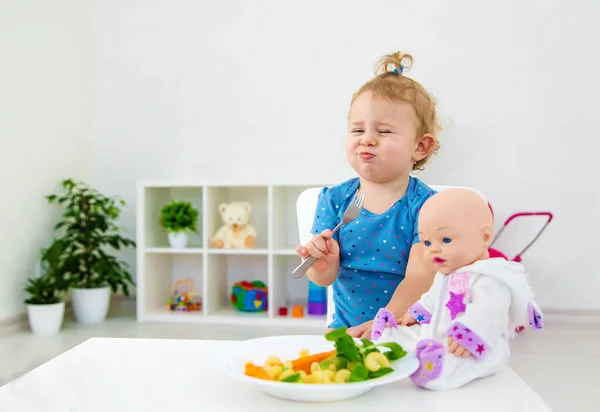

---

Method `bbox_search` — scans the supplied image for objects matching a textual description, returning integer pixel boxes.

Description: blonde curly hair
[351,51,441,171]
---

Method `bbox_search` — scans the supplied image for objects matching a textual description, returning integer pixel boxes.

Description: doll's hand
[447,336,471,358]
[295,229,340,272]
[399,312,417,326]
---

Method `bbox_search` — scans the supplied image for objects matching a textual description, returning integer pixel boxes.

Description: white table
[0,337,553,412]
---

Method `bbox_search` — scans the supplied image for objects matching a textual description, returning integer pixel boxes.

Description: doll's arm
[445,276,511,360]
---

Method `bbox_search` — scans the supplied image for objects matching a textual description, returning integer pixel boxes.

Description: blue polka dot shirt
[311,176,436,328]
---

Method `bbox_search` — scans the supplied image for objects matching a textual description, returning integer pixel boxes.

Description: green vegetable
[349,363,370,382]
[322,326,407,382]
[281,372,302,383]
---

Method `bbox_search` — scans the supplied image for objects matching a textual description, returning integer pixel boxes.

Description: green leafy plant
[45,179,136,295]
[24,244,68,305]
[279,326,407,384]
[160,200,199,233]
[24,276,64,305]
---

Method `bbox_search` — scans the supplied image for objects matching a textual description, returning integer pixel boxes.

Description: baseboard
[2,302,599,337]
[539,308,600,324]
[0,313,29,338]
[0,295,134,338]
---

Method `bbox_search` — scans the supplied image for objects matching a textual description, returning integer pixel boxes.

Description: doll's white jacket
[407,258,542,360]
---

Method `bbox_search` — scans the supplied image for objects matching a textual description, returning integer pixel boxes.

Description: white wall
[91,0,600,310]
[0,1,92,320]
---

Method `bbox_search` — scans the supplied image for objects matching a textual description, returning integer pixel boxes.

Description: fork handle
[291,255,317,279]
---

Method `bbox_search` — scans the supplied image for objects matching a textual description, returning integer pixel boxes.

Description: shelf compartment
[141,185,203,249]
[270,254,328,322]
[271,185,320,250]
[139,253,204,318]
[205,185,268,250]
[205,254,269,318]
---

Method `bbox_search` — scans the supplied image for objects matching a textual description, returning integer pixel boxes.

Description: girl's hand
[295,229,340,272]
[447,336,471,358]
[399,312,417,326]
[346,320,372,338]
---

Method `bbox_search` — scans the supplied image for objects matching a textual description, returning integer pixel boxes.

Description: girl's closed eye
[351,128,364,134]
[378,129,391,134]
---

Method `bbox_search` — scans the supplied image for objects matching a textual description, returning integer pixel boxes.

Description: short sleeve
[411,184,437,245]
[311,187,341,241]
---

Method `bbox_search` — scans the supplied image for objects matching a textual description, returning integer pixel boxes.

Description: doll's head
[346,51,441,184]
[418,188,494,274]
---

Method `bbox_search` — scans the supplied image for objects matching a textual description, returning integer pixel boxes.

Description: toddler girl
[296,50,441,335]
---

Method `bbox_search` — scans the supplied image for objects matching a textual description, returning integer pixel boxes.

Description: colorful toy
[307,280,327,316]
[211,202,257,249]
[231,280,268,312]
[166,279,202,312]
[292,305,304,318]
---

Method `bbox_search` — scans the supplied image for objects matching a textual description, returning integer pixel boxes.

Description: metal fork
[291,191,366,279]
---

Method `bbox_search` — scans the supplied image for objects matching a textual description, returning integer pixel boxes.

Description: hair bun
[375,51,414,76]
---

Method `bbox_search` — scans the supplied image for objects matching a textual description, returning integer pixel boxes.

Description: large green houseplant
[24,244,68,336]
[46,179,136,324]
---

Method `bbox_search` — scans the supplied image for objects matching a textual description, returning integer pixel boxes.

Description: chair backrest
[296,184,487,326]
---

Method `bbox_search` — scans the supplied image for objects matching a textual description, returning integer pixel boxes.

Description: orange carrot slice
[291,350,336,374]
[244,362,271,380]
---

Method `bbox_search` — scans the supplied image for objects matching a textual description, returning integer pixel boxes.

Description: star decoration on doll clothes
[449,272,472,297]
[476,344,486,355]
[445,272,472,320]
[371,308,397,340]
[446,292,466,320]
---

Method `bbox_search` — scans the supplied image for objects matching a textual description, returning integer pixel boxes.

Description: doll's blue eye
[443,237,452,244]
[424,240,431,247]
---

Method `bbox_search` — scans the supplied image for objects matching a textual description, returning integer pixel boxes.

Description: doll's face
[418,190,493,274]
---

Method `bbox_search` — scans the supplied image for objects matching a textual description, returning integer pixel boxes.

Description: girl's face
[346,91,428,184]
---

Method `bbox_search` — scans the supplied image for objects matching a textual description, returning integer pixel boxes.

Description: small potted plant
[24,245,67,336]
[160,200,199,248]
[46,179,136,324]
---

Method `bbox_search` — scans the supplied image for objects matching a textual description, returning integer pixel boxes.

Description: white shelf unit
[136,181,331,329]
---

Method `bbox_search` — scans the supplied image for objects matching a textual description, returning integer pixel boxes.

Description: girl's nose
[360,131,377,147]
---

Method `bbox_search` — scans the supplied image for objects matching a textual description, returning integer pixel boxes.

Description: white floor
[1,301,599,412]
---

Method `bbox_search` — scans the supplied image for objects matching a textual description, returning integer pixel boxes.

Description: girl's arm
[306,258,340,287]
[351,242,435,338]
[384,242,437,319]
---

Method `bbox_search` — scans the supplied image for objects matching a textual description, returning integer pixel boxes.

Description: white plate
[215,334,419,402]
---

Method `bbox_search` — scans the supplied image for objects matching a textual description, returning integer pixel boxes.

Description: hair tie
[393,66,404,74]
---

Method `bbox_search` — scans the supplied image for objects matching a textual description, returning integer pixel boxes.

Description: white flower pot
[27,301,65,336]
[71,286,111,324]
[168,232,188,249]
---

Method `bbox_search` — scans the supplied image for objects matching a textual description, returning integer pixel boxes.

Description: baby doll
[370,188,543,391]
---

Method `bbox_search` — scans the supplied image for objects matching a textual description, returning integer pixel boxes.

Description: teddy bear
[211,202,257,249]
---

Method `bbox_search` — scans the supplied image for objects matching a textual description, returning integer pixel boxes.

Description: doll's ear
[481,225,494,248]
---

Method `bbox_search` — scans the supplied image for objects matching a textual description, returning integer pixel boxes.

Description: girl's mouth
[359,152,375,160]
[433,257,446,265]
